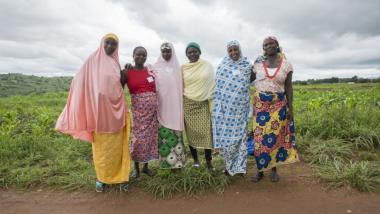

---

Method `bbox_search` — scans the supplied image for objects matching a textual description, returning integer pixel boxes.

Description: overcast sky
[0,0,379,80]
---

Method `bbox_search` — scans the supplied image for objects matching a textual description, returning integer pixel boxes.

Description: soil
[1,162,379,214]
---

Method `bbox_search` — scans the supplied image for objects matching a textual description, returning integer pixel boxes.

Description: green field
[0,74,379,197]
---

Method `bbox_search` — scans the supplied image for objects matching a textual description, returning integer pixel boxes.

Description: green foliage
[315,161,380,192]
[0,80,379,195]
[0,73,72,97]
[137,158,231,198]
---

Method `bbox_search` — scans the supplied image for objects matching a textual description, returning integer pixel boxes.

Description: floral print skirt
[253,91,299,171]
[130,92,159,163]
[158,126,186,169]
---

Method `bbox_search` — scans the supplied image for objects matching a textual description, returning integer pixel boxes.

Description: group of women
[55,33,299,192]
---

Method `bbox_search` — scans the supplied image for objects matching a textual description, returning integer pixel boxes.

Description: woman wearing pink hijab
[152,42,186,169]
[55,33,131,192]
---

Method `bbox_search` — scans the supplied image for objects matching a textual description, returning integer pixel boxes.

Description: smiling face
[263,38,279,57]
[104,38,118,56]
[228,45,241,61]
[133,47,147,66]
[186,47,200,63]
[161,48,172,61]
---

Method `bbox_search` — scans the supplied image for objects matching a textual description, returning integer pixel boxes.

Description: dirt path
[1,162,379,214]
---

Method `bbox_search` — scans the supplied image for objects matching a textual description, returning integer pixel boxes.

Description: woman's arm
[250,67,256,83]
[120,63,133,88]
[285,71,293,120]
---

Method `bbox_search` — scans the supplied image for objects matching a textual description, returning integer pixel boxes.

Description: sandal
[95,181,106,192]
[192,163,200,168]
[251,172,264,183]
[119,182,129,192]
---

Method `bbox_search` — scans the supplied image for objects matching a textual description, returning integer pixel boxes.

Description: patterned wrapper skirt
[253,91,299,171]
[130,92,159,163]
[158,126,186,169]
[183,97,213,149]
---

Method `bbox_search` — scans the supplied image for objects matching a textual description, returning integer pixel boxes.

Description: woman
[251,36,299,182]
[56,33,131,192]
[182,42,215,170]
[212,40,251,176]
[126,46,158,177]
[153,42,186,169]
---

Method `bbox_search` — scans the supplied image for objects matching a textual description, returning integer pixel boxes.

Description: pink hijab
[55,33,127,143]
[153,43,184,131]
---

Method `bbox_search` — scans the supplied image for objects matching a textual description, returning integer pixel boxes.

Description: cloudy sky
[0,0,379,80]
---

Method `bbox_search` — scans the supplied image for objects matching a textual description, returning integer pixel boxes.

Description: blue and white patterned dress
[212,41,252,175]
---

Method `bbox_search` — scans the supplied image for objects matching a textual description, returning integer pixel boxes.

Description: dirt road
[1,163,379,214]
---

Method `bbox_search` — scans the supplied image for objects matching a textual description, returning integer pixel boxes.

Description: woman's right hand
[124,63,133,70]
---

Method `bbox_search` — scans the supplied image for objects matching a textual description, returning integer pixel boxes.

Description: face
[133,48,147,66]
[263,39,278,56]
[186,47,200,63]
[104,38,118,56]
[227,45,240,61]
[161,48,172,61]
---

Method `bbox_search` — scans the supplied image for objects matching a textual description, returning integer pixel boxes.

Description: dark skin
[104,38,118,56]
[161,48,172,61]
[120,47,148,88]
[133,47,147,70]
[251,38,294,182]
[186,47,200,63]
[227,45,240,61]
[126,47,155,178]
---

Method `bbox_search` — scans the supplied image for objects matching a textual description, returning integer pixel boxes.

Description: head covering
[255,36,286,63]
[160,42,171,50]
[153,43,184,131]
[217,40,252,76]
[55,33,126,143]
[186,42,201,54]
[227,40,241,50]
[104,33,119,42]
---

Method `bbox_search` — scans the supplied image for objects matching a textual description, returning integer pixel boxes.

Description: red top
[127,68,156,94]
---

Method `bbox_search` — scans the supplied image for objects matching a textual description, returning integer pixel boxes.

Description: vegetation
[0,74,379,197]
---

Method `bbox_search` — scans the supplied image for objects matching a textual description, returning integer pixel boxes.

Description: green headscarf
[186,42,201,54]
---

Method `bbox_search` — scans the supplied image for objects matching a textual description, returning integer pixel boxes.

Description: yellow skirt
[92,113,131,184]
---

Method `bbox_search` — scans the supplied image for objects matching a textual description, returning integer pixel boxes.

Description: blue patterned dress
[212,42,252,175]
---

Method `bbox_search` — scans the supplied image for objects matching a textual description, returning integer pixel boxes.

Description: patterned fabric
[253,91,299,171]
[158,126,186,169]
[183,97,213,149]
[253,59,293,93]
[92,113,131,184]
[212,40,252,175]
[130,92,159,162]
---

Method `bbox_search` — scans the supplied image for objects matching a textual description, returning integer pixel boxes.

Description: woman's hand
[124,63,133,70]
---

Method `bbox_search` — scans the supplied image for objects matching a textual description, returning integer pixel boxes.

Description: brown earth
[1,162,379,214]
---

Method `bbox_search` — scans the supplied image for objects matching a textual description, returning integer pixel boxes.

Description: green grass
[0,79,380,195]
[137,158,231,198]
[315,161,380,192]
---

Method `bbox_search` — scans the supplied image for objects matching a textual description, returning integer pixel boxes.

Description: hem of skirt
[132,158,159,163]
[257,158,300,172]
[228,170,247,176]
[97,178,129,184]
[188,145,214,150]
